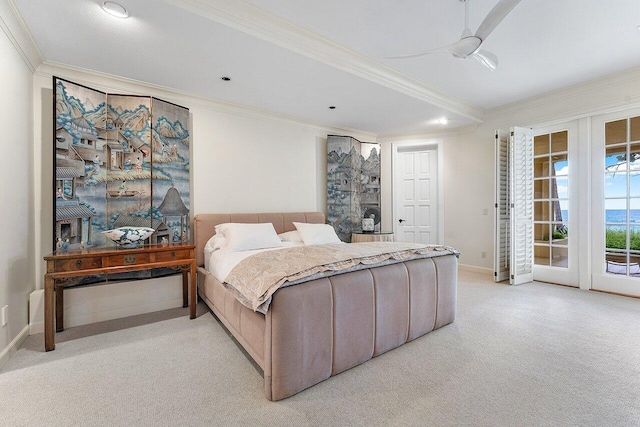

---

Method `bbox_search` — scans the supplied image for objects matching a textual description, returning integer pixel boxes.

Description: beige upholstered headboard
[194,212,325,266]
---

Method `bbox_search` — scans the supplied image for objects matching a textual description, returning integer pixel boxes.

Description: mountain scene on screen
[54,79,190,259]
[327,137,381,242]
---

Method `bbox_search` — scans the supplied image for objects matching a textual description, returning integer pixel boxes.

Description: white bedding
[205,241,304,282]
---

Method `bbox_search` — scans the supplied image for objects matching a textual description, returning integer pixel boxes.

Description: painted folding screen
[53,77,190,281]
[327,135,381,242]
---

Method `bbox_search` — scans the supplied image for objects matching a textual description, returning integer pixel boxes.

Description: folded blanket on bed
[224,242,460,313]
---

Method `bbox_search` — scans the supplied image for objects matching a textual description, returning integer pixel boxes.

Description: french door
[497,110,640,294]
[532,121,579,287]
[591,107,640,297]
[495,123,579,287]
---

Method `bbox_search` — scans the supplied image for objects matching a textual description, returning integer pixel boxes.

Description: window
[604,116,640,276]
[533,131,569,267]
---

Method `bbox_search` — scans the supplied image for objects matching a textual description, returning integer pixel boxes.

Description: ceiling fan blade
[474,0,521,42]
[470,49,499,71]
[386,43,454,59]
[387,37,481,60]
[386,41,460,59]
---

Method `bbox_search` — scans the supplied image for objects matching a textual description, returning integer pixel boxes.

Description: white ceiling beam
[160,0,485,124]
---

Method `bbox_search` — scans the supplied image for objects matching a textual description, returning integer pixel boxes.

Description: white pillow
[278,230,304,243]
[293,222,342,245]
[222,223,283,252]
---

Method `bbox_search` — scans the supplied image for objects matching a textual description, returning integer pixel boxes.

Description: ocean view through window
[604,115,640,276]
[534,131,569,268]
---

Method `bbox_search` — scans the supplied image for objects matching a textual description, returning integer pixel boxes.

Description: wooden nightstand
[351,232,395,243]
[43,243,196,351]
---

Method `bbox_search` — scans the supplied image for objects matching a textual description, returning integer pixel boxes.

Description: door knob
[399,219,405,223]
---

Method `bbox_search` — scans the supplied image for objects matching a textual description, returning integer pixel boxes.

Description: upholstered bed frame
[194,212,458,401]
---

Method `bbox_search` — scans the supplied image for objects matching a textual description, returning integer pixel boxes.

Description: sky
[535,154,640,220]
[605,151,640,210]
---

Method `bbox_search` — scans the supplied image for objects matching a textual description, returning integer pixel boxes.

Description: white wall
[377,129,495,270]
[30,64,374,328]
[193,110,328,213]
[0,23,34,365]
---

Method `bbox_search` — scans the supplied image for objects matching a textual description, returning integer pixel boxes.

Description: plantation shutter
[509,126,534,285]
[494,127,534,285]
[494,129,510,282]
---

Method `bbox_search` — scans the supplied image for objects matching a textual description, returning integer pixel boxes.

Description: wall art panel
[327,135,381,242]
[53,77,190,282]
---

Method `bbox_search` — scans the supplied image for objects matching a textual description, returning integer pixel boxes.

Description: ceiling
[14,0,640,135]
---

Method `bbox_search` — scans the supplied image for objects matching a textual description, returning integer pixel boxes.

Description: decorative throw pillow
[204,233,227,253]
[293,222,342,245]
[278,230,304,243]
[221,223,283,252]
[214,223,231,238]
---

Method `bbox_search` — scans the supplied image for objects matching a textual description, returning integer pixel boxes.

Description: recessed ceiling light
[329,106,336,109]
[101,1,129,18]
[433,117,448,125]
[221,76,231,81]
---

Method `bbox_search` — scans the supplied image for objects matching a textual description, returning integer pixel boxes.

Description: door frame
[391,140,444,245]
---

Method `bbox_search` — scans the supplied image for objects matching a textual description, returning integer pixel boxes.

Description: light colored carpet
[2,271,640,427]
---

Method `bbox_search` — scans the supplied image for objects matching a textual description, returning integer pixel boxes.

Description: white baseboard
[29,289,44,335]
[0,325,29,370]
[459,264,494,277]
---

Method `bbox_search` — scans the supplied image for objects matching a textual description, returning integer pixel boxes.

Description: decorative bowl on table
[101,227,155,249]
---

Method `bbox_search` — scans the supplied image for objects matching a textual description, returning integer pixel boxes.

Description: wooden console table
[43,243,196,351]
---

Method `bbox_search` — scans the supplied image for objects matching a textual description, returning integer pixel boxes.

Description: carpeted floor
[2,271,640,426]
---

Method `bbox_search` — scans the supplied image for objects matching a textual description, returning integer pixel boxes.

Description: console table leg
[55,285,64,332]
[190,261,197,319]
[182,269,188,308]
[44,276,55,351]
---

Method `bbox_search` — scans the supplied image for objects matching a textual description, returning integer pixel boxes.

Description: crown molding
[35,61,378,140]
[0,0,44,72]
[160,0,485,124]
[376,123,479,143]
[485,65,640,124]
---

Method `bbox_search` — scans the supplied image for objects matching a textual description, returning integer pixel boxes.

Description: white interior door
[394,146,438,244]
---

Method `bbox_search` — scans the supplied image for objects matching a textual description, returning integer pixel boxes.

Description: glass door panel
[551,131,568,152]
[592,107,640,296]
[631,117,640,141]
[533,131,569,266]
[532,122,579,286]
[605,120,627,145]
[603,116,640,278]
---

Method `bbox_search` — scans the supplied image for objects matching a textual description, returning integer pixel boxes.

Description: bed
[195,212,458,401]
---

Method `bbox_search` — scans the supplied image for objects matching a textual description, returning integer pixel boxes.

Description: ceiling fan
[388,0,522,71]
